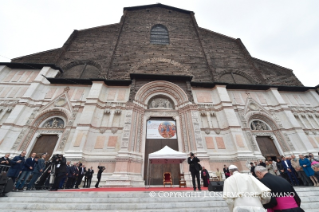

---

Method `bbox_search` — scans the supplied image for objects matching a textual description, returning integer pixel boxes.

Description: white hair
[254,165,267,173]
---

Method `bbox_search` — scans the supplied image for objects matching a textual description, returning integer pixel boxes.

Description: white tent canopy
[149,145,188,164]
[146,146,187,187]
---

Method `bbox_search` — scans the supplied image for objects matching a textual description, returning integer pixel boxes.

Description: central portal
[144,118,180,185]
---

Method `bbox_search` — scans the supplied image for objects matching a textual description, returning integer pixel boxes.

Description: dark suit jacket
[79,167,86,176]
[281,160,294,172]
[22,157,36,171]
[86,169,94,178]
[7,155,25,178]
[188,156,200,172]
[34,158,45,173]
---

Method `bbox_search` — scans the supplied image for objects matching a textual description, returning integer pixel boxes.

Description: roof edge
[0,62,63,73]
[124,3,194,14]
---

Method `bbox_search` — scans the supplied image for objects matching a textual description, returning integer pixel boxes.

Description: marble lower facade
[0,65,319,187]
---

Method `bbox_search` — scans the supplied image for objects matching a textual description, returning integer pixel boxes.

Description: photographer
[50,154,66,191]
[95,166,105,188]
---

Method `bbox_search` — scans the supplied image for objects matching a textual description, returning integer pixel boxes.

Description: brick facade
[12,4,302,86]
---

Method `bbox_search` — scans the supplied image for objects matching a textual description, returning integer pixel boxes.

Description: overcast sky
[1,0,318,86]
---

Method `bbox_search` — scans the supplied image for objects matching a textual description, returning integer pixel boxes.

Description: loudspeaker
[0,173,8,185]
[208,181,224,191]
[4,178,13,193]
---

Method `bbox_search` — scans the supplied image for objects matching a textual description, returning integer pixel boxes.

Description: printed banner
[147,120,177,139]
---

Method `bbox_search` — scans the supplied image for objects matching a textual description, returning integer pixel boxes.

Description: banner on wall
[147,120,177,139]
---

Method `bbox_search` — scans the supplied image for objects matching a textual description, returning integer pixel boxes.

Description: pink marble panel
[44,88,57,99]
[288,95,298,105]
[68,88,75,99]
[257,93,267,104]
[294,95,304,105]
[216,137,226,149]
[233,92,243,104]
[315,137,319,145]
[27,71,38,82]
[250,93,259,102]
[129,162,142,173]
[74,88,84,100]
[19,71,32,82]
[205,137,215,149]
[53,88,64,99]
[117,89,126,101]
[196,90,213,103]
[16,87,28,98]
[241,92,248,102]
[73,132,83,147]
[236,135,245,148]
[308,137,318,148]
[281,94,290,104]
[11,71,25,82]
[0,87,11,98]
[3,71,17,82]
[7,87,19,98]
[107,89,117,101]
[300,95,311,105]
[94,136,105,149]
[114,161,128,172]
[107,136,118,147]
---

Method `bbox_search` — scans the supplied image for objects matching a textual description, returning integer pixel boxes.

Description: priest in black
[255,166,304,212]
[201,166,210,187]
[188,152,201,191]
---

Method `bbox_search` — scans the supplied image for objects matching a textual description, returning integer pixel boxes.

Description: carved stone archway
[248,114,294,154]
[134,80,189,107]
[13,110,71,152]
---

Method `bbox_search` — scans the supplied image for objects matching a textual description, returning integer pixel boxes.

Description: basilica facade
[0,4,318,186]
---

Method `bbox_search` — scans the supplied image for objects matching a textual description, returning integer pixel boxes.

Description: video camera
[52,154,63,161]
[98,166,105,171]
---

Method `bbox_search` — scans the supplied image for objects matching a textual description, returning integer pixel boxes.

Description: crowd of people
[0,151,105,192]
[249,153,319,187]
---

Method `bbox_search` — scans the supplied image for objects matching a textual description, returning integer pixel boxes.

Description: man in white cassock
[223,165,271,212]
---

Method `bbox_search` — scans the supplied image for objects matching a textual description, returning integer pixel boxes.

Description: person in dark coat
[50,154,67,191]
[15,152,36,191]
[281,156,299,186]
[250,162,257,178]
[259,160,266,167]
[255,166,304,212]
[0,153,11,173]
[276,157,289,181]
[201,166,210,187]
[76,164,86,188]
[188,152,201,191]
[84,166,94,188]
[95,166,105,188]
[7,151,26,184]
[66,162,77,189]
[223,165,230,179]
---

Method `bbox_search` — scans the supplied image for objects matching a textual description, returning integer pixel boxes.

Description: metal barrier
[0,165,10,174]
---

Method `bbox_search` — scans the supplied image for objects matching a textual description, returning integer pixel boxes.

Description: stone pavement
[0,186,318,211]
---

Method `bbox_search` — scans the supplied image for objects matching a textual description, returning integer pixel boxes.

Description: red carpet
[59,187,209,192]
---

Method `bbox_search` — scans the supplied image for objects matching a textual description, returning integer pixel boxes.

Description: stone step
[0,202,229,210]
[0,196,225,203]
[0,209,228,212]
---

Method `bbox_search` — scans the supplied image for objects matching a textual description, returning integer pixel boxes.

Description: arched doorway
[256,136,280,161]
[143,117,179,185]
[27,117,65,160]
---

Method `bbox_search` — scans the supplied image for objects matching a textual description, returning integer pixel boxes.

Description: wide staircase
[0,187,318,212]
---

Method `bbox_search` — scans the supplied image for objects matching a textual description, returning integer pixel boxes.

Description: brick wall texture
[11,4,303,86]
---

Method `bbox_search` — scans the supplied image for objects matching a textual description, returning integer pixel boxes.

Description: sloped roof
[124,3,194,14]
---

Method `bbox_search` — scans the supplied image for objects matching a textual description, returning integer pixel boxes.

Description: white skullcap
[229,165,238,169]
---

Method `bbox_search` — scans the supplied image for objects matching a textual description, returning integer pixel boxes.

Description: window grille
[150,24,169,45]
